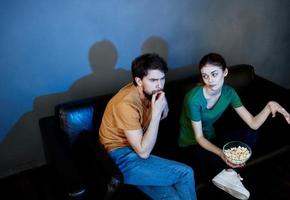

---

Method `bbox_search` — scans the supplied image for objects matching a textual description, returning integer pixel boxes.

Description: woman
[178,53,290,199]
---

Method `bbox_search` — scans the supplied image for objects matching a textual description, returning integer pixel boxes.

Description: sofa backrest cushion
[225,64,255,91]
[55,94,113,145]
[58,106,94,144]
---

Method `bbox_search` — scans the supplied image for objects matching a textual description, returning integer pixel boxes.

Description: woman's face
[200,63,228,92]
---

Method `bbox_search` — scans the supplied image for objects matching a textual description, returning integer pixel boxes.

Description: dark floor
[197,148,290,200]
[1,149,290,200]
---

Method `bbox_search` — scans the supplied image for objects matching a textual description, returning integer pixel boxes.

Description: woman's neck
[204,86,222,98]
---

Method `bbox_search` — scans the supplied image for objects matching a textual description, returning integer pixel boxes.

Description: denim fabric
[109,147,197,200]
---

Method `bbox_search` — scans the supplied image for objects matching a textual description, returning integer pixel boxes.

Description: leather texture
[59,106,94,144]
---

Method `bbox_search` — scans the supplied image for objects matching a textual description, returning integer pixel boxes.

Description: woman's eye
[212,73,218,77]
[202,75,208,79]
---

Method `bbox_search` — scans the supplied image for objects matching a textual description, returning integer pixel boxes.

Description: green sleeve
[230,88,243,108]
[186,92,202,122]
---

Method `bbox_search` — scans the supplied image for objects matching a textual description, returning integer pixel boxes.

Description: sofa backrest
[225,64,255,91]
[55,94,112,145]
[53,64,255,147]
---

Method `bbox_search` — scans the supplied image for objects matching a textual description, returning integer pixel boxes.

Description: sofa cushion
[225,64,255,92]
[59,106,94,144]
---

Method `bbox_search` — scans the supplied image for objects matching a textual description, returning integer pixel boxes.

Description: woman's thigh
[179,145,227,178]
[214,127,258,149]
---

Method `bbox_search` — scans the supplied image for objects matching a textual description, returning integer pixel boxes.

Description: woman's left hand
[220,151,245,168]
[268,101,290,124]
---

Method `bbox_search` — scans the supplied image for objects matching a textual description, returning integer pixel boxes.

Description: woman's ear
[135,77,142,86]
[224,68,228,77]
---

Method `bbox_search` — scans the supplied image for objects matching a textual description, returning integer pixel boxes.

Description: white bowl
[223,141,252,165]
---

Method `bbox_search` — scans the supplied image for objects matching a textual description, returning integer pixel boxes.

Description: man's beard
[144,90,153,100]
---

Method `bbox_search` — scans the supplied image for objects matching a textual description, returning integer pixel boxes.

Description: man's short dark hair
[131,53,168,86]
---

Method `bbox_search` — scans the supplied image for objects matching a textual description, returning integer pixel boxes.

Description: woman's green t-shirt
[178,84,242,147]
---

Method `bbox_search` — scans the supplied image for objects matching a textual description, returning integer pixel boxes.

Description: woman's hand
[219,150,245,168]
[267,101,290,124]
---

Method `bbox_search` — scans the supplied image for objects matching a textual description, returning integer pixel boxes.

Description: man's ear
[135,77,142,86]
[224,68,228,77]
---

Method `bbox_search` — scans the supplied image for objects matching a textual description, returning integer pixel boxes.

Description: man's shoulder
[111,83,141,107]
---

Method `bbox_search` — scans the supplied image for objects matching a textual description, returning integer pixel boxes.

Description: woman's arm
[192,121,241,168]
[234,101,290,130]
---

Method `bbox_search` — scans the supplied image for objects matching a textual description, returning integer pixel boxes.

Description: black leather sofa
[39,64,290,199]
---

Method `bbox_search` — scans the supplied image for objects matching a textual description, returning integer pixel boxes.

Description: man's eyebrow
[149,76,165,80]
[149,78,159,81]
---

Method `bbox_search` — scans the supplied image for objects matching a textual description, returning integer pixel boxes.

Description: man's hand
[151,91,167,118]
[161,98,169,120]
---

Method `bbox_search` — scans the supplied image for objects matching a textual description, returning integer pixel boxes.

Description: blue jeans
[109,147,197,200]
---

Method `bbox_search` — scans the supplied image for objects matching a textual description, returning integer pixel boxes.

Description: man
[99,53,197,199]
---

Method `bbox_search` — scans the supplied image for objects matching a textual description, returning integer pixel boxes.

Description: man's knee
[182,164,195,180]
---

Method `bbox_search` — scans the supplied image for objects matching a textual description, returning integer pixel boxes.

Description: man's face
[137,69,166,98]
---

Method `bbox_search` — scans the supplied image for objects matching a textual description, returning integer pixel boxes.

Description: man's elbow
[135,147,150,159]
[134,145,151,159]
[138,152,150,159]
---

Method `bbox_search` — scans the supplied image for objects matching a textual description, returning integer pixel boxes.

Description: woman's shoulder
[222,84,239,97]
[187,85,203,94]
[223,84,233,89]
[222,84,236,92]
[185,85,203,100]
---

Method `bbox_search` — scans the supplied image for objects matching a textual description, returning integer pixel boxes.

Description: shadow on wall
[0,36,196,178]
[141,36,197,82]
[34,40,131,118]
[0,40,130,178]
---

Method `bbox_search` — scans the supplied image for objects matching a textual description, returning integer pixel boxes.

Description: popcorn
[224,145,251,164]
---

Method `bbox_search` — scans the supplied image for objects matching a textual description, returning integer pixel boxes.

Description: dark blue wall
[0,0,290,177]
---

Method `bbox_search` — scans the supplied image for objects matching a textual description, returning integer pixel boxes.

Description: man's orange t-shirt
[99,83,152,152]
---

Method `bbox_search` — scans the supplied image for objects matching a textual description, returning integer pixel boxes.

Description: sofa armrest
[39,116,85,197]
[72,130,123,189]
[72,130,123,199]
[39,117,123,199]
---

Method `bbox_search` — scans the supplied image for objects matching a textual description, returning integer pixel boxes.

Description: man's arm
[125,92,167,159]
[160,98,169,120]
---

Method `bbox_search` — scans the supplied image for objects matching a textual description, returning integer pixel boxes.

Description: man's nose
[156,80,162,88]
